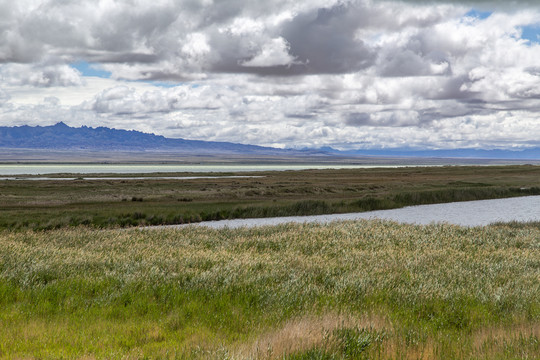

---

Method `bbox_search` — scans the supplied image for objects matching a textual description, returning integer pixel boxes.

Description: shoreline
[141,195,540,229]
[3,165,539,231]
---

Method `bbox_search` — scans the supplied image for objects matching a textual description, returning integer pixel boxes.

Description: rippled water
[169,196,540,228]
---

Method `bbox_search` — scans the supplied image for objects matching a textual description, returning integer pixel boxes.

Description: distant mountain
[2,123,539,160]
[321,146,540,160]
[0,122,315,156]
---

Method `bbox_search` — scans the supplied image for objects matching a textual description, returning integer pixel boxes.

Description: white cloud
[0,89,11,107]
[0,63,83,87]
[1,0,540,151]
[241,37,298,67]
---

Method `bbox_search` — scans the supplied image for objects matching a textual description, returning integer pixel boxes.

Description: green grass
[490,220,540,230]
[1,221,539,359]
[1,165,540,230]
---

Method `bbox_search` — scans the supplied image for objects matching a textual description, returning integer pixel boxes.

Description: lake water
[0,176,263,181]
[0,163,436,176]
[166,196,540,228]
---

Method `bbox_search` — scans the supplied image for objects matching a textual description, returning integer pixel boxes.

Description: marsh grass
[1,220,539,359]
[2,186,540,231]
[2,166,540,231]
[490,220,540,230]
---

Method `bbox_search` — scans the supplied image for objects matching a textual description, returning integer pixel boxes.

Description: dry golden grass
[471,322,540,357]
[236,312,390,359]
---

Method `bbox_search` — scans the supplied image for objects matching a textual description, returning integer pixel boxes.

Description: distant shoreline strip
[0,176,264,181]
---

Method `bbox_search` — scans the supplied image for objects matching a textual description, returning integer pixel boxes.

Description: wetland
[1,165,539,359]
[2,165,540,230]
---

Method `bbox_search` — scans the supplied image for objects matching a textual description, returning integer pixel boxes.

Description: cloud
[0,63,83,87]
[1,0,540,151]
[43,96,60,106]
[278,4,376,74]
[241,37,298,67]
[0,89,11,107]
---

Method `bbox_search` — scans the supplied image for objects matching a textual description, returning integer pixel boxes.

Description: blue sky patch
[71,61,185,87]
[465,9,492,20]
[71,61,112,78]
[136,80,179,88]
[520,24,540,44]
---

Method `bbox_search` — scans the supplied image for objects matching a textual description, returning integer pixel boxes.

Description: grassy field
[1,165,539,358]
[0,221,539,359]
[1,165,540,230]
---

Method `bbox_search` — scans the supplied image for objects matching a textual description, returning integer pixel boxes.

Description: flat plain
[1,165,539,359]
[2,165,540,230]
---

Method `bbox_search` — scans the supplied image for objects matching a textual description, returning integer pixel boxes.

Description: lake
[0,163,439,176]
[165,196,540,228]
[0,176,263,181]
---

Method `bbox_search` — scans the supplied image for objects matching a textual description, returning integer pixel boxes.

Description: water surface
[167,196,540,228]
[1,176,262,181]
[0,163,437,176]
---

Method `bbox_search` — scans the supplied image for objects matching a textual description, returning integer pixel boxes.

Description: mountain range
[0,122,310,156]
[318,146,540,160]
[1,122,540,160]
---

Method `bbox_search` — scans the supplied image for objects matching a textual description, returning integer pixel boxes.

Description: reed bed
[0,221,539,359]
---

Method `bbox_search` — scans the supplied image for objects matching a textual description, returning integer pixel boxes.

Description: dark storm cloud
[396,0,540,6]
[346,111,422,127]
[93,53,160,64]
[525,66,540,76]
[379,51,449,77]
[212,0,453,76]
[280,4,376,74]
[287,113,317,119]
[417,105,484,122]
[206,2,379,76]
[424,76,479,100]
[346,112,372,126]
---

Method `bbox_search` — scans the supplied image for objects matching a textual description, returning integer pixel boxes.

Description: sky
[1,0,540,150]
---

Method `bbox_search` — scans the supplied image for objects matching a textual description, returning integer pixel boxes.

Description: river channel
[165,196,540,229]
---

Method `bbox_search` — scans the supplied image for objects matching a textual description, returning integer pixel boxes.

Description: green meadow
[1,221,539,359]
